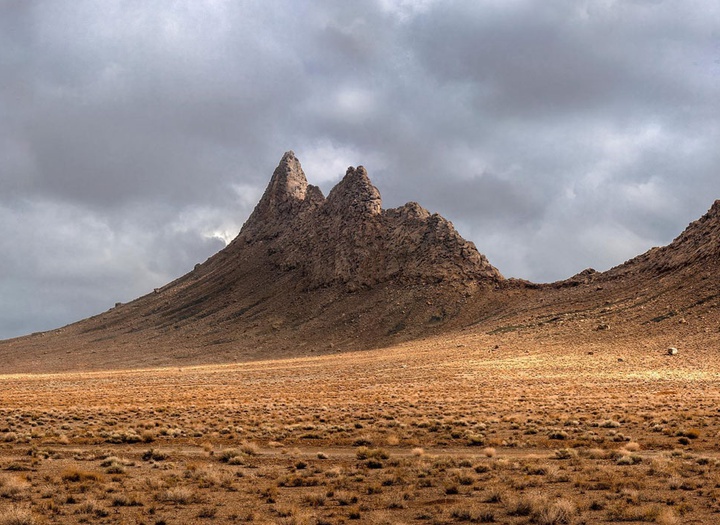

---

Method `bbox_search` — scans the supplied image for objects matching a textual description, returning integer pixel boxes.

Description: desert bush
[531,498,576,524]
[197,506,217,518]
[0,478,30,500]
[506,493,539,516]
[554,448,576,460]
[160,486,198,504]
[111,493,143,507]
[0,507,35,525]
[239,441,260,456]
[467,433,485,446]
[218,448,241,463]
[606,503,661,522]
[61,469,102,482]
[302,493,326,507]
[142,448,168,461]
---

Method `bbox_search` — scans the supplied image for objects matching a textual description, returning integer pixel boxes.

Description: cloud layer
[1,0,719,338]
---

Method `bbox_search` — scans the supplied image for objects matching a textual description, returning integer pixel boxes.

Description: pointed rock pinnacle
[326,165,382,216]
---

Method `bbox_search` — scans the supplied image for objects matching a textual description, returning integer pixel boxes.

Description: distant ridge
[610,199,720,276]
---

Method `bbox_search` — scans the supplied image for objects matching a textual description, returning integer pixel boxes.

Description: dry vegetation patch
[1,334,720,523]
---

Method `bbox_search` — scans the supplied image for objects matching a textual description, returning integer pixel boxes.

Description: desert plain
[1,326,719,525]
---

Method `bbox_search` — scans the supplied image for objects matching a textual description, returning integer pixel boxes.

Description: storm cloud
[1,0,719,338]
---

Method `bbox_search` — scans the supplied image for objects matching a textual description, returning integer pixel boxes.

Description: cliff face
[234,151,503,291]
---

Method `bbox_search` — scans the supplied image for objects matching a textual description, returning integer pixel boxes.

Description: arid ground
[2,329,719,525]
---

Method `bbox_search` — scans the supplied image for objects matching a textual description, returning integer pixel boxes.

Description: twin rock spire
[246,151,382,229]
[237,151,503,290]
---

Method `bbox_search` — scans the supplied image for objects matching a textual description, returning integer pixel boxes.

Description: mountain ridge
[0,152,718,373]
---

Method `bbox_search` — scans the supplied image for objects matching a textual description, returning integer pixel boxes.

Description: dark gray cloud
[1,0,719,338]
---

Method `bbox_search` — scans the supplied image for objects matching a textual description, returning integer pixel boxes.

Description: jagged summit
[236,152,503,290]
[240,151,322,241]
[326,166,382,216]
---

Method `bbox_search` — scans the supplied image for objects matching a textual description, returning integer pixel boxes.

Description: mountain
[0,153,718,373]
[234,151,502,290]
[0,152,505,372]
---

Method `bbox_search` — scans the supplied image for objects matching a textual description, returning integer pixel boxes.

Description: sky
[1,0,719,339]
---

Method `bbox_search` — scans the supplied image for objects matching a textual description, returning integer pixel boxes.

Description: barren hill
[1,152,718,373]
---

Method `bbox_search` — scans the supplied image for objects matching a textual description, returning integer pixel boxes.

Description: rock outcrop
[234,151,503,291]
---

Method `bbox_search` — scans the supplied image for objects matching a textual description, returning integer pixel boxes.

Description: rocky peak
[239,152,323,241]
[235,152,503,289]
[255,151,309,214]
[326,166,382,216]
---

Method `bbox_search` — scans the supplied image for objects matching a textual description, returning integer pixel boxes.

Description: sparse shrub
[218,448,241,463]
[616,454,642,465]
[105,461,126,474]
[111,493,143,507]
[451,507,472,521]
[142,448,168,461]
[336,492,358,506]
[239,442,260,456]
[554,448,576,460]
[0,478,30,500]
[160,486,197,505]
[197,506,217,518]
[483,487,504,503]
[531,498,576,524]
[506,494,537,516]
[0,507,35,525]
[467,434,485,446]
[61,469,102,483]
[655,508,680,525]
[366,459,383,469]
[302,493,326,507]
[606,504,661,522]
[548,430,569,440]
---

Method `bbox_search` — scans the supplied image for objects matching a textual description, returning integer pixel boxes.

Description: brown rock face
[235,152,503,291]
